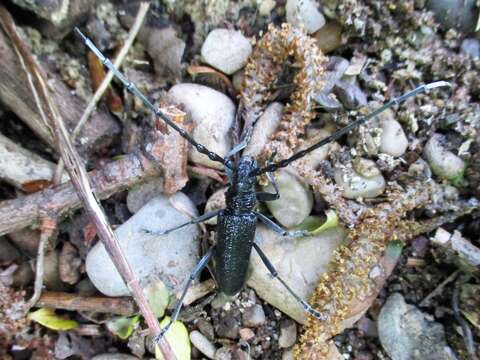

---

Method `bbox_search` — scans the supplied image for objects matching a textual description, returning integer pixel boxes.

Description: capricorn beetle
[74,27,450,342]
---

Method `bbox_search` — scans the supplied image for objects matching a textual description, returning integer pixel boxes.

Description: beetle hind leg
[252,243,326,321]
[154,247,215,344]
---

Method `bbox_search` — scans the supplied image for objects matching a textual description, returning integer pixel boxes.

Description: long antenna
[74,28,228,168]
[250,81,451,176]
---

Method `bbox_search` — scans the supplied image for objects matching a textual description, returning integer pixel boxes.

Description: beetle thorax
[225,156,257,213]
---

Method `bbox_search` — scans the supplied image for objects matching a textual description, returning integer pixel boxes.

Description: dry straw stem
[0,6,175,359]
[54,1,151,183]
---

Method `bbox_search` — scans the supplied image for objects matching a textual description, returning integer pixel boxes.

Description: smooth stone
[0,237,20,263]
[147,27,185,80]
[286,0,326,34]
[247,224,345,323]
[378,293,456,360]
[278,319,297,348]
[423,134,466,181]
[380,119,408,157]
[12,262,34,287]
[168,84,235,169]
[201,29,252,75]
[215,314,240,339]
[334,79,367,109]
[204,187,227,225]
[334,163,385,199]
[196,318,215,341]
[243,102,284,158]
[91,354,138,360]
[44,250,65,291]
[86,193,200,296]
[126,178,164,214]
[461,38,480,58]
[263,169,313,228]
[242,304,266,327]
[297,129,332,169]
[190,330,216,359]
[426,0,478,33]
[282,349,295,360]
[314,21,343,54]
[239,327,255,341]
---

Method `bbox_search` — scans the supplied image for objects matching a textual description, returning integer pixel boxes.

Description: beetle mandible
[74,27,450,342]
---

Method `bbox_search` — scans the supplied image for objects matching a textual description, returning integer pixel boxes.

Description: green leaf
[106,315,140,339]
[144,280,170,318]
[293,211,339,235]
[28,308,78,331]
[155,317,191,360]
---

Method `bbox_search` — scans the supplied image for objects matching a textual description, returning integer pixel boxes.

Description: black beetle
[75,27,450,342]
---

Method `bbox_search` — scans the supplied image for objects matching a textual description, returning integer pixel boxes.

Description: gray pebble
[378,293,457,360]
[334,79,367,109]
[278,319,297,348]
[190,330,216,359]
[242,304,266,327]
[201,29,252,75]
[0,237,20,263]
[126,178,164,214]
[286,0,326,34]
[215,347,233,360]
[427,0,478,33]
[215,314,240,339]
[86,193,200,296]
[461,38,480,58]
[196,318,215,341]
[91,354,138,360]
[243,103,284,158]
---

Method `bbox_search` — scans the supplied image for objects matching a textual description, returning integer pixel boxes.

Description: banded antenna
[74,28,229,168]
[250,81,451,176]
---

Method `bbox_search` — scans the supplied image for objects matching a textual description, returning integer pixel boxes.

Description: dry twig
[25,217,57,311]
[37,291,137,316]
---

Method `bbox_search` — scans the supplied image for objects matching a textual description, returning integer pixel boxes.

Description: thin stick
[25,217,57,311]
[53,2,150,184]
[37,291,137,316]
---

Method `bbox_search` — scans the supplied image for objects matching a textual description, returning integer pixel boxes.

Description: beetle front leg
[254,211,309,237]
[143,210,221,236]
[252,243,326,321]
[154,247,215,344]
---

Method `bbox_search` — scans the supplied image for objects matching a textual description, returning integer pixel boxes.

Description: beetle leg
[154,247,215,344]
[143,210,221,236]
[252,243,326,321]
[254,211,309,237]
[256,164,280,202]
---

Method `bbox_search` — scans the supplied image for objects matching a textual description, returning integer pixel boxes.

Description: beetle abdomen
[215,212,256,296]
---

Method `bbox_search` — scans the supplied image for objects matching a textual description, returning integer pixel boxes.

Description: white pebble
[334,162,385,199]
[263,168,313,228]
[201,29,252,75]
[190,330,216,359]
[286,0,326,34]
[423,134,466,181]
[380,119,408,157]
[243,102,284,158]
[168,84,235,169]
